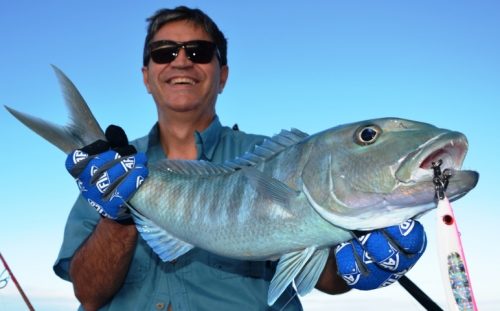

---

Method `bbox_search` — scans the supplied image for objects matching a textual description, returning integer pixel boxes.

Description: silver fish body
[5,66,479,305]
[131,144,352,261]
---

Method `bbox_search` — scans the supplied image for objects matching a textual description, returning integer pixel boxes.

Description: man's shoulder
[130,129,154,153]
[219,125,267,149]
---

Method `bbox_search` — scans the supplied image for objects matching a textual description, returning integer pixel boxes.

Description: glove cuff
[115,216,135,225]
[100,206,135,225]
[101,214,134,225]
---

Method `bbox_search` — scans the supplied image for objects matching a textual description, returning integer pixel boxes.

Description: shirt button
[155,302,165,310]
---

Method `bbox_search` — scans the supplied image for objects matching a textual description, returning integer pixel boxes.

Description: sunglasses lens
[149,41,217,64]
[150,46,178,64]
[185,41,216,64]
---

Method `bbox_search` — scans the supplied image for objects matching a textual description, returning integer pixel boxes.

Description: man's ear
[142,66,152,94]
[218,65,229,94]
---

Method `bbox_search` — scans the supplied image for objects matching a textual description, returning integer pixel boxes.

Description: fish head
[301,118,479,230]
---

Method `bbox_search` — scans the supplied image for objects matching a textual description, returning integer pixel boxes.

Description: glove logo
[95,171,110,193]
[379,255,399,271]
[342,272,361,286]
[136,176,145,188]
[380,270,406,287]
[378,243,399,271]
[72,150,88,164]
[121,157,136,171]
[87,198,111,218]
[362,250,374,264]
[76,179,86,192]
[109,189,122,202]
[358,233,371,245]
[399,219,415,236]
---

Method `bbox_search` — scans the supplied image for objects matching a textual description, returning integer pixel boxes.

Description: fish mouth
[396,132,469,183]
[394,131,478,202]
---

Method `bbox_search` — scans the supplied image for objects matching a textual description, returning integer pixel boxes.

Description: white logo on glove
[399,219,415,236]
[121,156,136,171]
[72,150,88,164]
[342,273,361,286]
[378,243,400,271]
[88,198,111,218]
[96,171,110,193]
[380,270,406,287]
[136,176,145,188]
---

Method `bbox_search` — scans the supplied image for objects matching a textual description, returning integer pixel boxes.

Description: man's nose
[170,47,192,67]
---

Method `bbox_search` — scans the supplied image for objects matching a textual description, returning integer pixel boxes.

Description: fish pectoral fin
[242,167,299,206]
[130,208,194,262]
[294,248,329,297]
[268,246,316,306]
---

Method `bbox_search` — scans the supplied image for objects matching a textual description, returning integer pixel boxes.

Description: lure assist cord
[0,252,35,311]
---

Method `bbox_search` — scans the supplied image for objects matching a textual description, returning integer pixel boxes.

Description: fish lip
[395,132,469,183]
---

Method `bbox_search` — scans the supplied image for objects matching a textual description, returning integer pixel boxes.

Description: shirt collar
[147,115,223,161]
[194,115,223,161]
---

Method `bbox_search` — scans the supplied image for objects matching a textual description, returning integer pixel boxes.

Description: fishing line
[0,252,35,310]
[0,268,9,289]
[278,289,299,311]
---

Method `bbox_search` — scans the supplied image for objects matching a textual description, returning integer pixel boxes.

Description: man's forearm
[69,218,138,311]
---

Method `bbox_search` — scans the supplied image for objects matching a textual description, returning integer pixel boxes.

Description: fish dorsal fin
[150,129,308,177]
[268,246,316,306]
[129,207,194,262]
[224,129,308,169]
[294,248,330,297]
[151,159,235,176]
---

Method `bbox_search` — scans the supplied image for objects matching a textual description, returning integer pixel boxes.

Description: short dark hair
[143,6,228,67]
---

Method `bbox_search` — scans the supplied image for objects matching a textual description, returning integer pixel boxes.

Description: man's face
[142,20,228,117]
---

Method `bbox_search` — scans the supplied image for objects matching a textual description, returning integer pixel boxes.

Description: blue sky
[1,1,499,310]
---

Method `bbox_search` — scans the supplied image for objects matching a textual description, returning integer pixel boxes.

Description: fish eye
[355,125,381,145]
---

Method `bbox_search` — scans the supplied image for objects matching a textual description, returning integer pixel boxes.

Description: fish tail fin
[5,65,105,153]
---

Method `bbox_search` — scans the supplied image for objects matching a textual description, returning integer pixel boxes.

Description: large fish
[5,66,479,305]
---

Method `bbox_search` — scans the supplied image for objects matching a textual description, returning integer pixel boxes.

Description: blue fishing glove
[65,125,148,224]
[334,219,426,290]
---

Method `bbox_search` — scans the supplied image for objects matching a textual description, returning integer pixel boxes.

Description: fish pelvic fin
[294,248,330,296]
[268,246,329,306]
[130,207,194,262]
[5,65,105,153]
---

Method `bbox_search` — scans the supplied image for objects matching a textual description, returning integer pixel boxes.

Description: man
[55,6,426,311]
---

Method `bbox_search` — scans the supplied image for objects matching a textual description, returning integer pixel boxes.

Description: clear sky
[1,1,499,310]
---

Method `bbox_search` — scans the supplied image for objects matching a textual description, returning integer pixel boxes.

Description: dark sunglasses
[149,40,220,64]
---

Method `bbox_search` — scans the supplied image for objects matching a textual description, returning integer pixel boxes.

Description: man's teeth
[170,77,196,85]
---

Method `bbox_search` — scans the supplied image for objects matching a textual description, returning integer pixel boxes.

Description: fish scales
[131,148,348,259]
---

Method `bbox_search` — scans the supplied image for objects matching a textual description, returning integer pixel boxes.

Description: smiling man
[141,19,228,160]
[55,6,426,311]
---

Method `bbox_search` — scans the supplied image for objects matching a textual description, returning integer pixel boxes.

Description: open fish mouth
[396,132,469,184]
